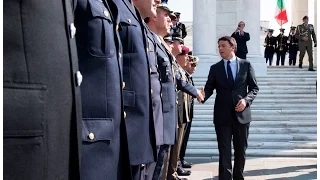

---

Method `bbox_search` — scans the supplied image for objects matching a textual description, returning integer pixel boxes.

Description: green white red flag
[274,0,288,26]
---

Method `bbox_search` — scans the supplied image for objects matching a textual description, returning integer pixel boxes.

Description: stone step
[196,93,316,99]
[190,127,317,134]
[193,89,316,94]
[203,98,317,104]
[194,74,317,79]
[194,104,316,109]
[187,141,317,149]
[193,115,316,121]
[188,133,317,142]
[267,66,317,69]
[185,148,317,158]
[193,77,317,81]
[191,120,317,127]
[194,82,316,86]
[193,109,317,115]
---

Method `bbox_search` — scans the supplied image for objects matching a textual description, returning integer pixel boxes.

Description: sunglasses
[191,63,197,67]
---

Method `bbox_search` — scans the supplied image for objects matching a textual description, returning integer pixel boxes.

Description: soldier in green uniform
[295,15,317,71]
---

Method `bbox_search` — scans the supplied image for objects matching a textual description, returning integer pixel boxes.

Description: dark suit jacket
[154,34,177,145]
[145,24,164,146]
[3,0,82,179]
[113,0,157,165]
[75,0,130,179]
[231,31,250,55]
[203,59,259,125]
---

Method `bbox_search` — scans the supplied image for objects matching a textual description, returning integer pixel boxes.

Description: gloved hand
[314,43,317,47]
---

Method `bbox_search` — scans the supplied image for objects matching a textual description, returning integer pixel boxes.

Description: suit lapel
[234,58,241,85]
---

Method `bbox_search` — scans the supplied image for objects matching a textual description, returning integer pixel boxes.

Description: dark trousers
[179,120,192,161]
[265,54,274,66]
[289,51,298,66]
[276,51,286,66]
[150,145,170,180]
[215,122,250,180]
[236,52,247,60]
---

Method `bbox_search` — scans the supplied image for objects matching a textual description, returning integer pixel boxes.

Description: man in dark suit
[170,12,187,39]
[231,21,250,59]
[275,28,288,66]
[263,29,277,66]
[201,36,259,180]
[4,0,82,179]
[74,0,130,179]
[287,26,299,66]
[179,55,199,169]
[112,0,159,179]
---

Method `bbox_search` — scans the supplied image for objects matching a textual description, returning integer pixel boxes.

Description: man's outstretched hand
[197,87,205,102]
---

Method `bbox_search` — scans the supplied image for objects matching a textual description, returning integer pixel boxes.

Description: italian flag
[274,0,288,26]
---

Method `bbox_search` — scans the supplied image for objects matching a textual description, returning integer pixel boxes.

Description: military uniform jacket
[144,24,164,146]
[186,73,195,120]
[276,34,288,52]
[153,33,178,145]
[264,35,277,56]
[113,0,156,165]
[287,33,299,53]
[4,0,82,179]
[74,0,131,179]
[171,22,187,38]
[295,24,317,44]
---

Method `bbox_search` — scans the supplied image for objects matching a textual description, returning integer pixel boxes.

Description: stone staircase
[186,66,317,161]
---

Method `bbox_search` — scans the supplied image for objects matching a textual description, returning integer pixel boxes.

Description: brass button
[116,25,119,31]
[176,100,178,104]
[146,47,149,52]
[122,82,125,89]
[124,111,127,118]
[88,133,95,140]
[161,93,163,97]
[104,10,109,17]
[151,89,153,94]
[128,19,131,23]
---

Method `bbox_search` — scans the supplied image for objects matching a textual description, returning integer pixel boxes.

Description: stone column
[192,0,219,77]
[236,0,266,76]
[291,0,309,65]
[314,0,317,66]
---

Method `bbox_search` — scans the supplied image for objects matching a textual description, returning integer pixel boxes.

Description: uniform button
[151,89,153,94]
[70,23,76,39]
[119,53,122,59]
[122,82,125,89]
[146,47,149,52]
[104,10,109,17]
[161,93,163,97]
[116,25,119,31]
[128,19,131,23]
[176,100,178,104]
[150,68,152,73]
[88,133,95,140]
[124,111,127,118]
[76,71,83,87]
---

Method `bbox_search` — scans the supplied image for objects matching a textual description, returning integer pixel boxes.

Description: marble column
[192,0,219,77]
[235,0,266,75]
[314,0,317,66]
[291,0,309,65]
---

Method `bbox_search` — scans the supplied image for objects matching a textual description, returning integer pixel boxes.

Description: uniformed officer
[4,0,82,179]
[264,29,277,66]
[170,12,187,39]
[112,0,159,179]
[287,26,299,66]
[295,15,317,71]
[276,28,288,66]
[74,0,131,179]
[179,55,199,170]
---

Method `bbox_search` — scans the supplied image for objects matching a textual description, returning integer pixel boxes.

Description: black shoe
[299,64,302,68]
[177,167,191,176]
[181,160,192,168]
[308,68,316,71]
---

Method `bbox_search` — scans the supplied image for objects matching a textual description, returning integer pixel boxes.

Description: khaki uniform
[295,24,317,69]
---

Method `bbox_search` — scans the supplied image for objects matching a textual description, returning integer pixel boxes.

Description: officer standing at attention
[287,26,299,66]
[295,15,317,71]
[170,12,187,39]
[112,0,159,179]
[74,0,131,179]
[264,29,277,66]
[275,28,288,66]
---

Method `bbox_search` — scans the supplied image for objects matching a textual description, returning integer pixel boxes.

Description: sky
[167,0,314,34]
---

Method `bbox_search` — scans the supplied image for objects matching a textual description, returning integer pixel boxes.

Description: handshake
[196,87,205,102]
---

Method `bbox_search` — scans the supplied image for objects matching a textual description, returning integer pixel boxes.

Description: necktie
[227,61,234,87]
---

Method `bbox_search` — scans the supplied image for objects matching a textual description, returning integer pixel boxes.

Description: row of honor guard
[77,1,201,180]
[264,16,317,69]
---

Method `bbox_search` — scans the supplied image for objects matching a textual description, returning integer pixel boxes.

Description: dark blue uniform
[276,34,288,66]
[288,33,299,66]
[75,0,130,179]
[112,1,157,177]
[264,35,277,66]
